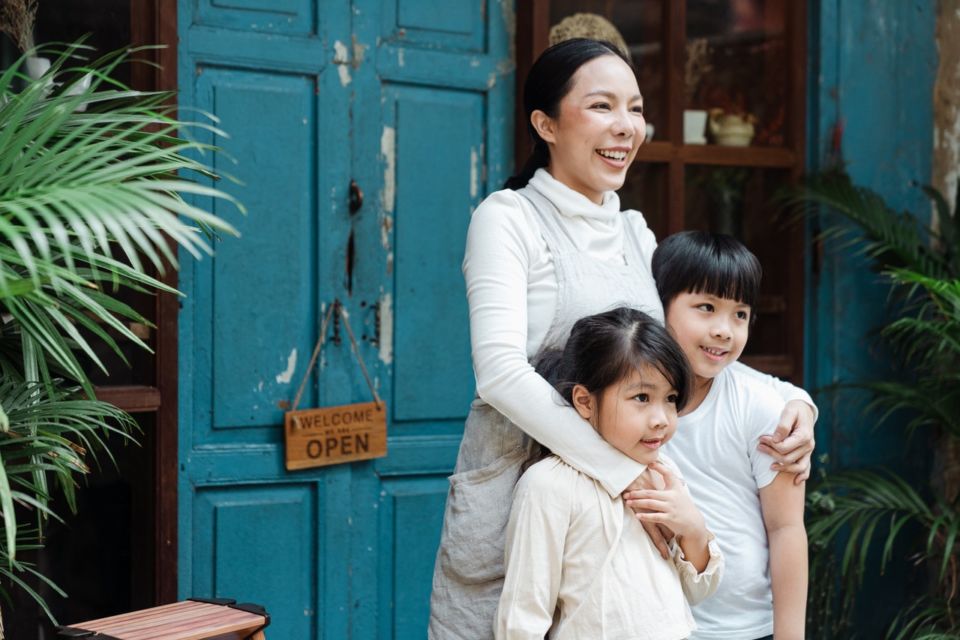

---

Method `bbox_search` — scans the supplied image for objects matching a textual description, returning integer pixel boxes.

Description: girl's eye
[634,393,649,402]
[736,310,750,320]
[697,303,714,312]
[631,105,644,115]
[666,394,679,404]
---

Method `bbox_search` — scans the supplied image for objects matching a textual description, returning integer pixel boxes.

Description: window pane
[685,0,788,147]
[684,166,796,372]
[549,1,666,139]
[621,162,669,241]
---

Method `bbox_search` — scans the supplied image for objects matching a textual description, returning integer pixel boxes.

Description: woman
[428,38,815,640]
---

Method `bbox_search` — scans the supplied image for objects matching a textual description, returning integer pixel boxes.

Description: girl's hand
[624,468,674,560]
[626,461,706,541]
[757,399,816,485]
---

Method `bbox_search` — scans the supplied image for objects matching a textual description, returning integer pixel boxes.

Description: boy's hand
[757,399,815,485]
[625,461,705,540]
[624,468,674,559]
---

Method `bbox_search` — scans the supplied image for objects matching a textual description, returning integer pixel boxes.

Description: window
[517,0,807,380]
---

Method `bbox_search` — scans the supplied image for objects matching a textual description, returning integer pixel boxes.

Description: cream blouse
[496,455,723,640]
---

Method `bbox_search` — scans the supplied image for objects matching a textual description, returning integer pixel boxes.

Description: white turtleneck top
[462,169,813,496]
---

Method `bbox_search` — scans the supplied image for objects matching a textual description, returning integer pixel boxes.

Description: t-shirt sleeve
[463,191,645,496]
[737,375,785,489]
[496,459,572,639]
[729,360,819,423]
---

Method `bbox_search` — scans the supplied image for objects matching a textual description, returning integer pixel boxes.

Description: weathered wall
[933,0,960,214]
[806,0,937,632]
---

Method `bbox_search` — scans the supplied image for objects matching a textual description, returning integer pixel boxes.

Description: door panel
[179,0,514,636]
[192,484,318,639]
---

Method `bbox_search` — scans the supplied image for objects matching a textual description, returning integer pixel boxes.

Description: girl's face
[572,364,679,465]
[533,55,645,204]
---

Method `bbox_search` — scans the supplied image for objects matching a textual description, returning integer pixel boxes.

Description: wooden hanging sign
[285,401,387,470]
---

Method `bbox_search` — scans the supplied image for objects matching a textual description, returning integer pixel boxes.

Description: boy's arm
[496,462,569,639]
[759,472,808,640]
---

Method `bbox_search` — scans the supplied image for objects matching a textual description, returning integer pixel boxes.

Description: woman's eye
[634,393,649,402]
[631,105,644,115]
[697,303,714,312]
[667,393,679,404]
[736,310,749,320]
[591,102,611,110]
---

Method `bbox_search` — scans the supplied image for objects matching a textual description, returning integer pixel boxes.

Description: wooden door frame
[130,0,179,604]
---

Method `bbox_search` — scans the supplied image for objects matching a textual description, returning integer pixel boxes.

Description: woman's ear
[530,109,557,144]
[571,384,595,421]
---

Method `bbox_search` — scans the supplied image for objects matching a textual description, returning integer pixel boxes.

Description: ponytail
[504,138,550,190]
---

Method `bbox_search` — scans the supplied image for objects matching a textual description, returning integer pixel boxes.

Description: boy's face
[665,292,750,381]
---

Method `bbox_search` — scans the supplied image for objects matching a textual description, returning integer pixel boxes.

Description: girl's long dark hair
[504,38,632,190]
[535,307,691,412]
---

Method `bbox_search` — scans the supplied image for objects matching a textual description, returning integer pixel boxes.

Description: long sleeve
[464,191,645,496]
[496,460,570,639]
[671,531,724,606]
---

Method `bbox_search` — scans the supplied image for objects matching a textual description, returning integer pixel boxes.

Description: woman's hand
[624,467,673,559]
[757,399,816,485]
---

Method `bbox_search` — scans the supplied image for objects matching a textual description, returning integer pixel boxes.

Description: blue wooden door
[177,1,513,637]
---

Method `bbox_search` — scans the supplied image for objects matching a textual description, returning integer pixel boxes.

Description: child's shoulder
[721,365,787,413]
[516,455,596,505]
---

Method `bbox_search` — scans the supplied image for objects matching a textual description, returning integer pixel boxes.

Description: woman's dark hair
[651,231,762,313]
[535,307,691,412]
[504,38,633,190]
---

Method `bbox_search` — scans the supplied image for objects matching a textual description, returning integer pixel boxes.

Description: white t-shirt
[464,168,816,497]
[496,454,723,640]
[663,366,785,640]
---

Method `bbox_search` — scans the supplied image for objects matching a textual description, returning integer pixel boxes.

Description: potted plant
[0,40,242,632]
[791,170,960,636]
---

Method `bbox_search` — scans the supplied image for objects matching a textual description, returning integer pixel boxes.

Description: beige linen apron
[427,184,663,639]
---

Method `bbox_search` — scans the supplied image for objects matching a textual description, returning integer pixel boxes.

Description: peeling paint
[333,40,352,86]
[378,293,394,364]
[276,349,298,384]
[380,214,393,251]
[380,126,396,213]
[398,48,405,67]
[351,35,368,70]
[470,148,479,198]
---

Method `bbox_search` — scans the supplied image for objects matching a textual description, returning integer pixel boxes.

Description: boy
[633,231,807,640]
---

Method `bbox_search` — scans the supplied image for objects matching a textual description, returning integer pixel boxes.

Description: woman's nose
[611,108,636,137]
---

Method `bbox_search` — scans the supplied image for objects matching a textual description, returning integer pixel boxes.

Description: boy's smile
[665,292,751,401]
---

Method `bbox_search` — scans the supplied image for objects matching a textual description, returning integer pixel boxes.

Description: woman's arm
[465,192,644,496]
[759,472,808,639]
[496,461,569,639]
[729,362,817,483]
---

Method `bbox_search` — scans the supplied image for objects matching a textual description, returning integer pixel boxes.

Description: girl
[428,38,815,639]
[496,307,723,639]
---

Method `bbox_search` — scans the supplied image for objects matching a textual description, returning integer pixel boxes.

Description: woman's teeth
[597,149,627,161]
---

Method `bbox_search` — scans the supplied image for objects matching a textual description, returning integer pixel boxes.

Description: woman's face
[535,55,645,203]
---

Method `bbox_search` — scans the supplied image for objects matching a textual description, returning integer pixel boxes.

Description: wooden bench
[56,598,269,640]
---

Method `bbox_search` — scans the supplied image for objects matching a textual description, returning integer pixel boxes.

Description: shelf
[634,141,796,168]
[95,385,162,413]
